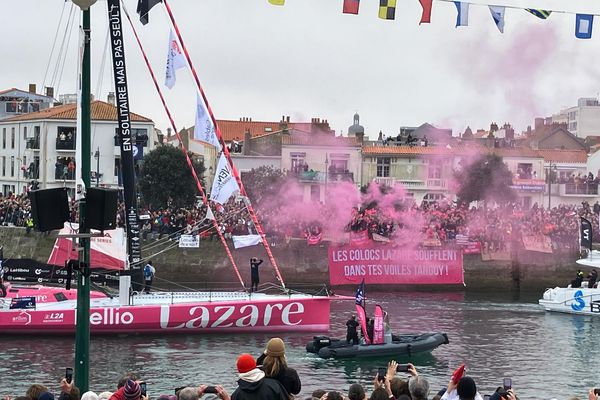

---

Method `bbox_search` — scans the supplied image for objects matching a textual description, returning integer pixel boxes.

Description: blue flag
[454,2,469,27]
[576,14,594,39]
[489,6,505,33]
[355,279,365,307]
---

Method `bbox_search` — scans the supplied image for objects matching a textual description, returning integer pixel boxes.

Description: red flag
[373,305,385,344]
[343,0,360,14]
[355,304,370,344]
[418,0,432,23]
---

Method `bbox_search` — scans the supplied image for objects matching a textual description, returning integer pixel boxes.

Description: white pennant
[194,94,221,150]
[210,153,240,204]
[205,207,215,221]
[165,30,186,89]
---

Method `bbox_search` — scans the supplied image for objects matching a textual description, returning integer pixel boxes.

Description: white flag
[165,30,186,89]
[232,234,262,249]
[205,207,215,221]
[194,94,221,150]
[210,153,240,204]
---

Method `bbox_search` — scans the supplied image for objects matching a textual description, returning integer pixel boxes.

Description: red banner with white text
[328,245,464,285]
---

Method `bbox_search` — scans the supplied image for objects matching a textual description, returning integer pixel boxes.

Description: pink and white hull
[0,285,332,334]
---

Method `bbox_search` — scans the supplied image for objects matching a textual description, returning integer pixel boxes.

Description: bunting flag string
[488,5,505,33]
[343,0,360,14]
[419,0,433,23]
[379,0,397,20]
[454,2,469,27]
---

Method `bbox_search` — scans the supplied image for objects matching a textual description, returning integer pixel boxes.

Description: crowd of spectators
[7,336,600,400]
[2,188,599,253]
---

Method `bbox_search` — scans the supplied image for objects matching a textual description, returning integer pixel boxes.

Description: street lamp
[547,162,557,209]
[324,153,329,202]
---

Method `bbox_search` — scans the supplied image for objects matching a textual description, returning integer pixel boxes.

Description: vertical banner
[107,0,142,283]
[581,217,593,251]
[355,279,370,344]
[373,305,384,344]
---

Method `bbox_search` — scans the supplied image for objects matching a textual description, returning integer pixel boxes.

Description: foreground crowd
[6,338,599,400]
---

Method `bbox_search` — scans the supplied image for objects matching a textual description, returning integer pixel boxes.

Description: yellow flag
[378,0,397,19]
[268,0,285,5]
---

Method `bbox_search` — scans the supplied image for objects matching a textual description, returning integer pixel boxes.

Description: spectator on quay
[257,338,301,397]
[318,392,344,400]
[348,383,366,400]
[27,385,49,400]
[81,392,99,400]
[177,388,198,400]
[231,353,287,400]
[408,376,430,400]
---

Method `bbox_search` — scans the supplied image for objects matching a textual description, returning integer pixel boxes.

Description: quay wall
[0,227,578,292]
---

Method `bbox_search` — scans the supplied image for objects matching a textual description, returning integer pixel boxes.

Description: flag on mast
[194,94,221,150]
[355,279,370,344]
[165,30,186,89]
[210,153,240,204]
[137,0,163,25]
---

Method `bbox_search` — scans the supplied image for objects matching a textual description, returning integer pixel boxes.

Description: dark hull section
[306,333,449,359]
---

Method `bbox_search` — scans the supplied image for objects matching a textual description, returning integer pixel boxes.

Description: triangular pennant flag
[489,6,505,33]
[210,153,240,204]
[418,0,432,24]
[454,2,469,27]
[165,30,186,89]
[206,207,215,221]
[378,0,396,20]
[268,0,285,5]
[136,0,162,25]
[343,0,360,14]
[526,9,551,19]
[576,14,594,39]
[194,94,221,150]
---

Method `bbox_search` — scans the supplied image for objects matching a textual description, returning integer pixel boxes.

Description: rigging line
[162,0,286,290]
[435,0,600,16]
[121,0,246,289]
[56,8,78,97]
[42,0,68,90]
[50,3,75,90]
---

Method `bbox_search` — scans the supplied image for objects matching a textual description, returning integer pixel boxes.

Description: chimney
[534,117,544,130]
[286,116,290,123]
[45,87,54,98]
[157,131,164,145]
[28,84,36,94]
[167,127,172,138]
[243,129,251,155]
[107,92,116,106]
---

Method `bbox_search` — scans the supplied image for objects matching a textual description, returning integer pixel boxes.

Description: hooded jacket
[231,369,288,400]
[256,354,302,396]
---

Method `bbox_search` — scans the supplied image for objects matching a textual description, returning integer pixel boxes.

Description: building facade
[551,97,600,138]
[0,101,154,196]
[0,86,55,121]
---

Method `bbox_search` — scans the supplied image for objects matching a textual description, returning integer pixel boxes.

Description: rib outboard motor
[306,336,331,353]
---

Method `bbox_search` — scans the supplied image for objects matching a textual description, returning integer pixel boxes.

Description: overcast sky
[2,0,600,138]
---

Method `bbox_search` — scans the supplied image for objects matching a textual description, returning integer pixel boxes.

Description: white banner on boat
[178,234,200,248]
[232,234,262,249]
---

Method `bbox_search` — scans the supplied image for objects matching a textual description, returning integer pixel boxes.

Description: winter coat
[231,377,288,400]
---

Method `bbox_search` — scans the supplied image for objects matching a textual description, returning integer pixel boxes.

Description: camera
[396,364,410,372]
[377,368,387,382]
[204,387,218,394]
[65,368,73,384]
[140,382,147,397]
[483,396,491,400]
[503,378,512,390]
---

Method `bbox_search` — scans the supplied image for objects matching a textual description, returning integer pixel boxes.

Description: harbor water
[1,291,598,399]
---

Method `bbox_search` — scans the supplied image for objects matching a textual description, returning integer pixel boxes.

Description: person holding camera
[196,385,229,400]
[231,353,288,400]
[249,258,263,293]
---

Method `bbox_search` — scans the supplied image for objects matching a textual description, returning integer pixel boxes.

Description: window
[23,156,27,178]
[5,102,16,113]
[290,152,306,173]
[114,128,149,147]
[330,153,350,173]
[423,193,446,204]
[10,156,14,177]
[517,163,533,179]
[376,157,391,177]
[428,159,443,179]
[11,127,15,149]
[23,126,27,140]
[2,129,5,149]
[2,156,5,176]
[56,127,76,150]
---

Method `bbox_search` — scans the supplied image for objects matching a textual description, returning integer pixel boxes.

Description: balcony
[328,171,354,183]
[426,178,446,189]
[560,183,599,196]
[296,171,325,183]
[26,138,40,150]
[56,139,75,151]
[55,170,75,181]
[372,177,426,189]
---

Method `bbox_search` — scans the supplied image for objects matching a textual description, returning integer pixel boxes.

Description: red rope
[122,3,246,289]
[162,0,286,289]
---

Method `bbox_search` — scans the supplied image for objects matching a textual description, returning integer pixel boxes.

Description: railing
[427,178,446,188]
[26,138,40,150]
[55,170,75,180]
[56,139,75,150]
[373,177,425,188]
[373,177,395,186]
[328,171,354,183]
[297,171,325,182]
[563,183,599,195]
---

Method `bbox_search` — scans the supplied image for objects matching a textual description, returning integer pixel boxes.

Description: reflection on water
[1,291,598,399]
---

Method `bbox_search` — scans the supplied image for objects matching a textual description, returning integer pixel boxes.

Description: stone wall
[0,227,579,292]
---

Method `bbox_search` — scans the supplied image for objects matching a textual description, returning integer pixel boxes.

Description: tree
[454,153,516,205]
[241,166,286,206]
[138,145,205,209]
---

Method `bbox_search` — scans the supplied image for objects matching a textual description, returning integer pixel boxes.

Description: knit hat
[457,377,477,400]
[124,380,141,400]
[265,337,285,357]
[237,353,257,373]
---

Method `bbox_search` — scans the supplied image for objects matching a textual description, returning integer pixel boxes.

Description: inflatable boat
[306,332,449,359]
